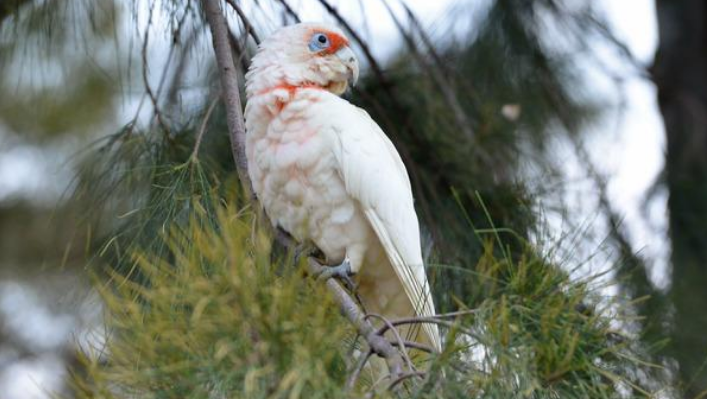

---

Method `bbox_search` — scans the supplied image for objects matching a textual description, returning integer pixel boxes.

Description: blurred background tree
[653,1,707,396]
[0,0,701,397]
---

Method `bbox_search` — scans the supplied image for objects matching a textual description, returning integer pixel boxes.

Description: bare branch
[346,349,373,390]
[191,95,219,161]
[366,313,416,371]
[224,0,260,44]
[400,2,478,103]
[401,3,450,76]
[380,0,475,142]
[166,26,202,110]
[202,0,254,200]
[376,311,479,340]
[307,259,405,380]
[275,0,301,23]
[387,371,427,391]
[228,26,251,73]
[431,309,478,319]
[391,340,436,354]
[142,1,172,137]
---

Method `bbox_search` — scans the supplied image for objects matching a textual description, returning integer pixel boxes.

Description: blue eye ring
[308,33,330,52]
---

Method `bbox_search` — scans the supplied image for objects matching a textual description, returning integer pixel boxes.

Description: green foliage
[0,69,116,138]
[72,207,350,399]
[0,0,120,141]
[440,244,654,398]
[69,196,662,398]
[73,105,236,280]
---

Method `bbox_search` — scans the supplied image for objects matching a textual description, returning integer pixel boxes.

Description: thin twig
[388,371,427,391]
[275,0,301,23]
[141,1,171,137]
[228,26,251,72]
[224,0,260,44]
[355,0,372,43]
[191,95,219,161]
[366,313,416,372]
[400,2,451,77]
[431,309,478,319]
[400,2,479,103]
[380,0,475,142]
[391,340,436,354]
[369,310,479,354]
[377,315,476,339]
[166,26,201,110]
[155,2,192,101]
[142,1,192,138]
[346,349,373,390]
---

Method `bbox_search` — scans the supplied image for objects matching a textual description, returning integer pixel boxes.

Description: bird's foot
[294,242,321,264]
[315,258,356,291]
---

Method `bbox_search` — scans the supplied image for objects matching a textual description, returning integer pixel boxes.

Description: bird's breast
[245,97,364,262]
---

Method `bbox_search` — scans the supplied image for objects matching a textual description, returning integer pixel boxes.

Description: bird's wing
[327,100,441,352]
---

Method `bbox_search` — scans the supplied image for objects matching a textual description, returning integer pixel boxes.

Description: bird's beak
[336,46,359,87]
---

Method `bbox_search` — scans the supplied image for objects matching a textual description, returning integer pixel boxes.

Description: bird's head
[246,23,359,97]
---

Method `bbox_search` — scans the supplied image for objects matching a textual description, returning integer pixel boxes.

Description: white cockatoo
[244,23,441,353]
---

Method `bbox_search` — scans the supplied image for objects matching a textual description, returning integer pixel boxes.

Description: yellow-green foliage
[447,243,653,398]
[69,197,661,398]
[399,238,661,399]
[72,206,350,399]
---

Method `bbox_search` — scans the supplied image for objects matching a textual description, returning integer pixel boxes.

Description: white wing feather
[329,102,441,352]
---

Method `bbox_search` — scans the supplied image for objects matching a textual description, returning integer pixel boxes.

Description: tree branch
[365,313,416,371]
[224,0,260,44]
[307,259,405,380]
[202,0,254,200]
[142,1,172,138]
[275,0,301,23]
[346,349,374,390]
[381,0,475,142]
[190,95,219,162]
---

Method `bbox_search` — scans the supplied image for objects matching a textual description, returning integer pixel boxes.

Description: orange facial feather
[313,29,349,55]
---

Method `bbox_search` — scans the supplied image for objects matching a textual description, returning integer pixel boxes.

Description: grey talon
[316,258,356,291]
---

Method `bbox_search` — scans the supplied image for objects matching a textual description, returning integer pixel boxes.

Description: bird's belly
[249,134,372,264]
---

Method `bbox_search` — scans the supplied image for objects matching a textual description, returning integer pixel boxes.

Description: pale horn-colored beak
[335,46,359,87]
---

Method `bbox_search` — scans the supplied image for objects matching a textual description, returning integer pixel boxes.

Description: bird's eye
[309,33,330,52]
